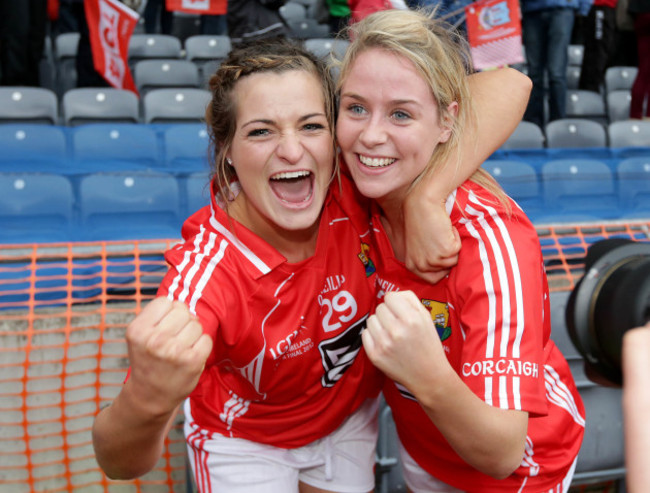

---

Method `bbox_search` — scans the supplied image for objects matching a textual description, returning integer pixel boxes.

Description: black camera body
[565,238,650,386]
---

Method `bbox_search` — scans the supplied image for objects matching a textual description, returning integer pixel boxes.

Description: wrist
[120,378,180,422]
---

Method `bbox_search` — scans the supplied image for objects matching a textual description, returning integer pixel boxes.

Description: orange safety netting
[1,222,648,492]
[0,239,188,492]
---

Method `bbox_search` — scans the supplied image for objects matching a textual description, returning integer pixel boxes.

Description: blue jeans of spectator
[522,7,575,127]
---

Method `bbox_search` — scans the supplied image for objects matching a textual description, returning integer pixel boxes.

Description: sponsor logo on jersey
[357,242,376,277]
[318,314,368,387]
[375,275,399,299]
[421,299,451,341]
[462,359,539,378]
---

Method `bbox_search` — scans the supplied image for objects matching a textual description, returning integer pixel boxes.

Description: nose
[358,115,387,148]
[275,132,304,164]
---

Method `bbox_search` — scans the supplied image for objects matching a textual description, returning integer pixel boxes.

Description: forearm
[92,383,179,480]
[622,326,650,492]
[413,371,528,478]
[415,68,532,199]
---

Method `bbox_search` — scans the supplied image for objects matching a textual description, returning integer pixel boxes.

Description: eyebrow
[340,92,418,107]
[241,112,327,129]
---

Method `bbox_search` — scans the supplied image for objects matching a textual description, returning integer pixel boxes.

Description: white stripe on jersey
[513,376,522,410]
[499,375,509,409]
[219,391,251,431]
[467,192,525,359]
[544,365,586,427]
[459,218,497,359]
[521,435,540,477]
[167,225,207,302]
[190,237,227,314]
[485,376,493,406]
[464,205,511,358]
[209,214,271,274]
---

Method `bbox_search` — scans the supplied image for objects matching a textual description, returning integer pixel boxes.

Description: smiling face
[336,48,455,207]
[226,69,334,248]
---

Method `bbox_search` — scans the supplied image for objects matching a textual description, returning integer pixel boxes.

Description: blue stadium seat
[0,124,68,170]
[0,173,74,243]
[163,123,210,172]
[540,159,620,222]
[78,171,182,241]
[71,124,160,169]
[184,171,212,218]
[482,160,545,222]
[617,157,650,218]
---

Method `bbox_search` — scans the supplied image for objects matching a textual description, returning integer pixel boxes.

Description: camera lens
[566,239,650,386]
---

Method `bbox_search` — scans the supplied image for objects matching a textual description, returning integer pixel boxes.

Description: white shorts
[184,397,379,493]
[399,441,578,493]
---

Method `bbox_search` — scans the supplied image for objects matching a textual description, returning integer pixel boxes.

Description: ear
[438,101,458,144]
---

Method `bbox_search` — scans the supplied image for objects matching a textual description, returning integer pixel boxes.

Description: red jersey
[158,176,382,448]
[374,181,585,492]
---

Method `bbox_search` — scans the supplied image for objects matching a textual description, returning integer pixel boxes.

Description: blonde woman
[336,10,586,492]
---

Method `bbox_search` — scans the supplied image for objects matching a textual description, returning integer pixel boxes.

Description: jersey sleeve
[157,232,223,365]
[448,188,548,415]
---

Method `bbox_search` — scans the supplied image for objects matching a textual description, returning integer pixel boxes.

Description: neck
[229,199,320,263]
[377,195,407,262]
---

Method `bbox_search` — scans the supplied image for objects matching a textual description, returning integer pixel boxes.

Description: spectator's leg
[630,13,650,118]
[546,7,575,122]
[522,10,548,127]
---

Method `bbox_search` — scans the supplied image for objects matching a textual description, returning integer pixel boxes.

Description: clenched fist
[362,290,450,397]
[125,297,213,416]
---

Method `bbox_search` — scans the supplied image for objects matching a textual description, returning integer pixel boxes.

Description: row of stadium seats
[45,32,341,96]
[2,122,648,175]
[0,123,210,171]
[0,87,211,125]
[484,157,650,223]
[504,118,650,149]
[1,84,639,128]
[2,155,650,244]
[0,170,209,244]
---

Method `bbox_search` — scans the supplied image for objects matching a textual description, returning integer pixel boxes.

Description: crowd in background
[0,0,648,120]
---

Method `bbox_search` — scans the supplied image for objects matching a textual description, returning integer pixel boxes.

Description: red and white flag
[85,0,139,94]
[465,0,524,70]
[165,0,227,15]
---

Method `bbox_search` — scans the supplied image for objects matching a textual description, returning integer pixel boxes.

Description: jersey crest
[421,299,451,341]
[318,314,368,387]
[357,242,376,277]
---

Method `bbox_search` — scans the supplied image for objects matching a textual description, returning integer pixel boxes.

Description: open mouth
[358,154,396,168]
[269,170,314,204]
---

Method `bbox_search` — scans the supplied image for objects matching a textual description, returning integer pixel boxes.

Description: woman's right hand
[125,297,213,417]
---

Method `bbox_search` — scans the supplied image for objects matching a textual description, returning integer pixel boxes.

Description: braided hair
[205,37,337,203]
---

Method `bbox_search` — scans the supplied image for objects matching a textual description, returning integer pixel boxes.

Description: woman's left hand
[362,290,448,393]
[403,196,460,283]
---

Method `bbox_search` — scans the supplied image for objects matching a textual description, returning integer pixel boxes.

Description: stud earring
[226,158,233,166]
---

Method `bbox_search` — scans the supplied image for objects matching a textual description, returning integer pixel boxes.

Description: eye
[392,110,411,121]
[247,128,270,137]
[347,104,366,116]
[303,122,326,131]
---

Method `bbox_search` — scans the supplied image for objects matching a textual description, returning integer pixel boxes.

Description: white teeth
[359,155,396,168]
[271,170,311,180]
